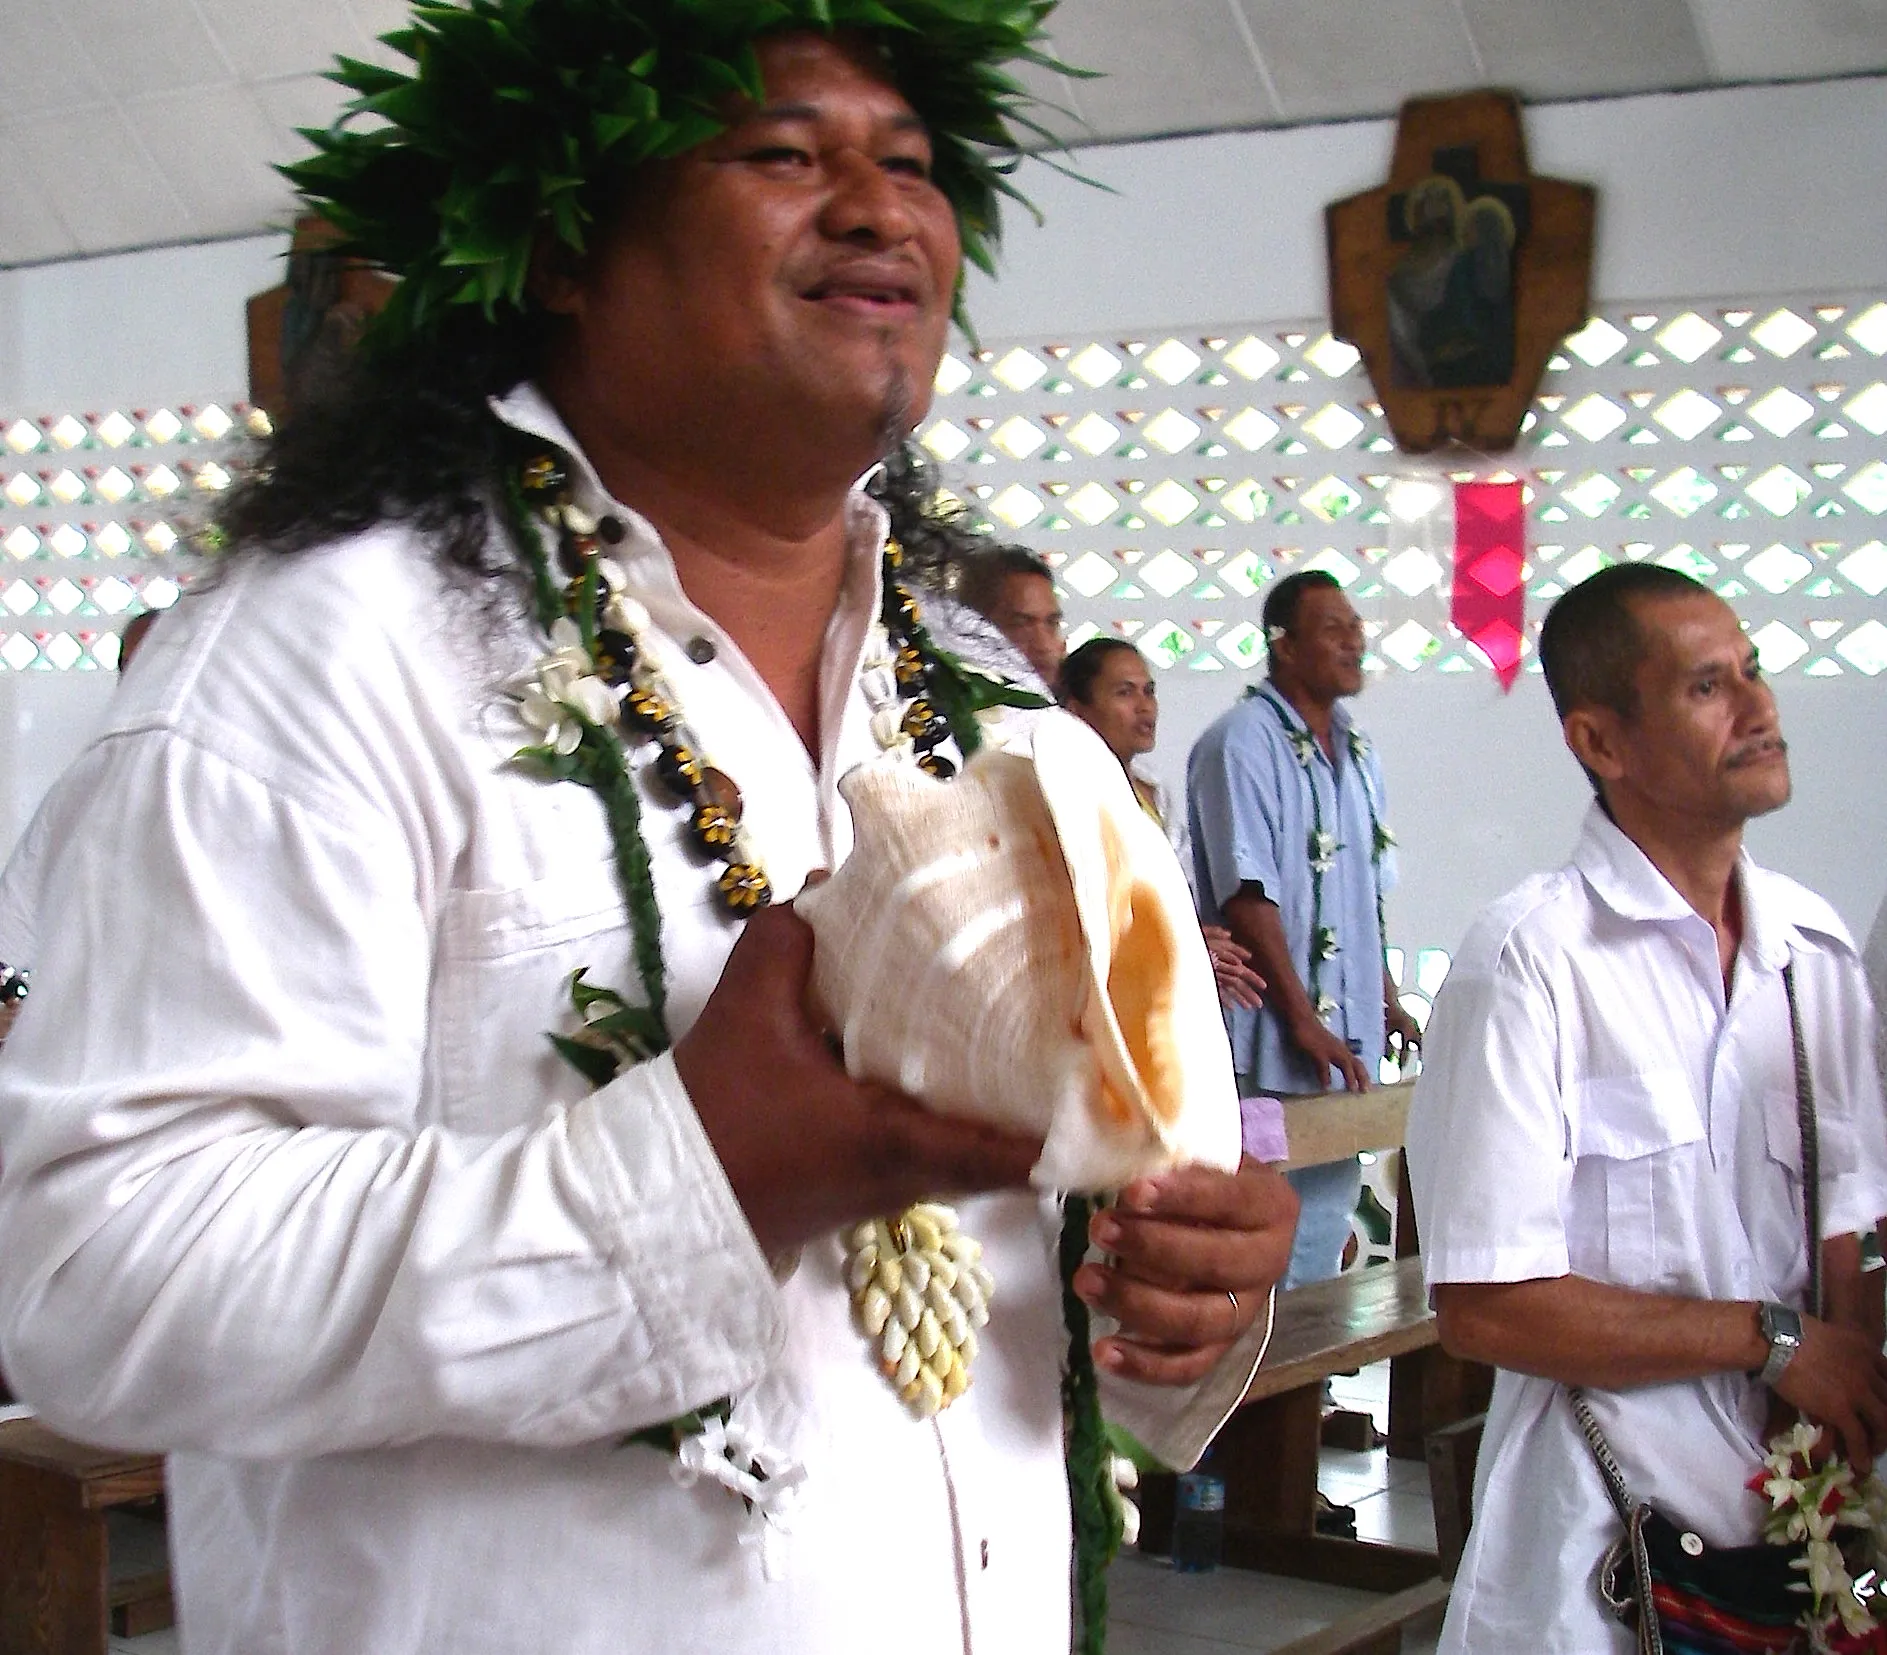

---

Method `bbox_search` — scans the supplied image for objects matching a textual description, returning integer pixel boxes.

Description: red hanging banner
[1450,481,1527,691]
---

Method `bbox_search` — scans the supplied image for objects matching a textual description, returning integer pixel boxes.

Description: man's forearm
[1434,1274,1769,1389]
[1221,890,1316,1039]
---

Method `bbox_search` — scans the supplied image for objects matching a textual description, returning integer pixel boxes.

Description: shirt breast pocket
[1571,1074,1705,1290]
[429,860,635,1137]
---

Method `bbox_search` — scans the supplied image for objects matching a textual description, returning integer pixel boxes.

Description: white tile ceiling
[3,0,1886,269]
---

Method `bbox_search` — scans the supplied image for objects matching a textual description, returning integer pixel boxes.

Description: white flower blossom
[518,618,620,753]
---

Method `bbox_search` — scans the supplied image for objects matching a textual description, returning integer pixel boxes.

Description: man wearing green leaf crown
[0,4,1297,1652]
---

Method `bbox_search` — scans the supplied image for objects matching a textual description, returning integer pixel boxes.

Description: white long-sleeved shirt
[1408,805,1887,1654]
[0,384,1265,1655]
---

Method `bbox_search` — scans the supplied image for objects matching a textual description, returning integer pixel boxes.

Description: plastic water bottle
[1171,1460,1224,1573]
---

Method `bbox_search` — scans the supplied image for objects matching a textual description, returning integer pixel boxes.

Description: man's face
[1275,586,1366,701]
[547,32,960,461]
[991,571,1065,685]
[1071,648,1158,763]
[1589,593,1791,830]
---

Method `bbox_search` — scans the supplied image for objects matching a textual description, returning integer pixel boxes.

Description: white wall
[2,76,1885,951]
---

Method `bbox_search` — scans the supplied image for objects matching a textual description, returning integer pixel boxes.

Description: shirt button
[686,636,717,665]
[598,515,626,544]
[980,1539,990,1570]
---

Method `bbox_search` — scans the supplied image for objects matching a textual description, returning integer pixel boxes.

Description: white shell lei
[842,1204,995,1420]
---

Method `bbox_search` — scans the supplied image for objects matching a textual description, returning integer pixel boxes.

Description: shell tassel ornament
[843,1204,994,1419]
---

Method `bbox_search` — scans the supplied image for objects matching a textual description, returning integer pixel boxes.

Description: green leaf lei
[282,0,1088,346]
[499,449,1120,1646]
[1245,686,1394,1027]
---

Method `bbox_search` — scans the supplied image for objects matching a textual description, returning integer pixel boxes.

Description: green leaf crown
[282,0,1081,346]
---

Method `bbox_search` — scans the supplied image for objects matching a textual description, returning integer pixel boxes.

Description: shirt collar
[1256,681,1355,744]
[487,380,892,638]
[1570,803,1797,969]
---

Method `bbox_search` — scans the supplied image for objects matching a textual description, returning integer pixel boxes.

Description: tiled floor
[115,1362,1444,1654]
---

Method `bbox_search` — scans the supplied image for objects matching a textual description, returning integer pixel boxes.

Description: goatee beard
[872,366,917,464]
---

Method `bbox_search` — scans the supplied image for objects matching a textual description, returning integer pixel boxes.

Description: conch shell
[794,710,1241,1192]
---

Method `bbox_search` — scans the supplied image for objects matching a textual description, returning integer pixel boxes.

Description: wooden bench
[0,1416,171,1654]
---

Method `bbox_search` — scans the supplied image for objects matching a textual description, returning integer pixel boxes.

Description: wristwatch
[1756,1301,1804,1387]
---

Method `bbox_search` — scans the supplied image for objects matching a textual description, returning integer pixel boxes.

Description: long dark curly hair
[212,306,546,583]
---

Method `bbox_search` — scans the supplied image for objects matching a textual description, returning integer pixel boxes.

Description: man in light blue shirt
[1188,570,1417,1288]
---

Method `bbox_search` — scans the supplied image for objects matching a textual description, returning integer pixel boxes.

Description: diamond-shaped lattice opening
[1845,384,1887,437]
[192,406,233,441]
[1066,482,1120,526]
[1746,466,1812,516]
[1750,310,1817,358]
[5,419,41,454]
[1218,551,1270,596]
[49,526,87,557]
[1380,620,1441,671]
[1143,409,1202,454]
[1138,621,1195,668]
[46,579,83,615]
[2,581,37,616]
[1302,404,1365,449]
[1382,548,1444,597]
[1062,552,1116,598]
[1837,541,1887,595]
[142,524,179,555]
[1750,620,1809,671]
[50,416,86,449]
[1849,304,1887,355]
[0,634,38,670]
[1301,476,1362,522]
[143,578,181,608]
[1223,337,1280,380]
[1065,413,1119,456]
[1217,622,1266,669]
[920,420,970,462]
[194,462,231,493]
[1383,479,1446,523]
[1555,547,1611,585]
[1561,473,1622,517]
[94,412,135,448]
[1657,546,1717,580]
[1143,479,1200,527]
[1653,389,1721,441]
[1144,339,1203,386]
[94,577,135,615]
[1747,387,1814,438]
[1222,407,1279,451]
[1844,461,1887,514]
[1743,543,1814,593]
[146,467,181,497]
[42,632,81,670]
[1649,468,1717,517]
[3,474,38,507]
[1304,550,1360,586]
[1835,619,1887,675]
[1068,345,1121,388]
[1561,394,1628,442]
[933,355,972,396]
[3,527,38,560]
[1303,335,1361,377]
[145,411,183,443]
[95,467,135,503]
[1655,313,1722,363]
[990,417,1046,461]
[991,349,1047,392]
[1564,317,1629,367]
[48,471,85,504]
[987,485,1044,528]
[1219,480,1271,523]
[1141,550,1197,597]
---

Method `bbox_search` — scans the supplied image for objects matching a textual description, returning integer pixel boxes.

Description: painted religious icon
[1328,94,1593,452]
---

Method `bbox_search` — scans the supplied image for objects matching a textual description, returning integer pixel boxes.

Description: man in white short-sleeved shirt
[1408,563,1887,1653]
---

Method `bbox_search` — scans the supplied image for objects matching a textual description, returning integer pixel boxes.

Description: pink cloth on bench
[1239,1095,1288,1164]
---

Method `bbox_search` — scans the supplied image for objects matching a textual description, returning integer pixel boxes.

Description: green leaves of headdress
[282,0,1082,346]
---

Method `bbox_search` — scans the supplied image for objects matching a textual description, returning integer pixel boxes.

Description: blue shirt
[1186,684,1395,1094]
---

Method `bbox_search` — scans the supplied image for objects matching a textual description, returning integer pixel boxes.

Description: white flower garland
[1751,1421,1887,1648]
